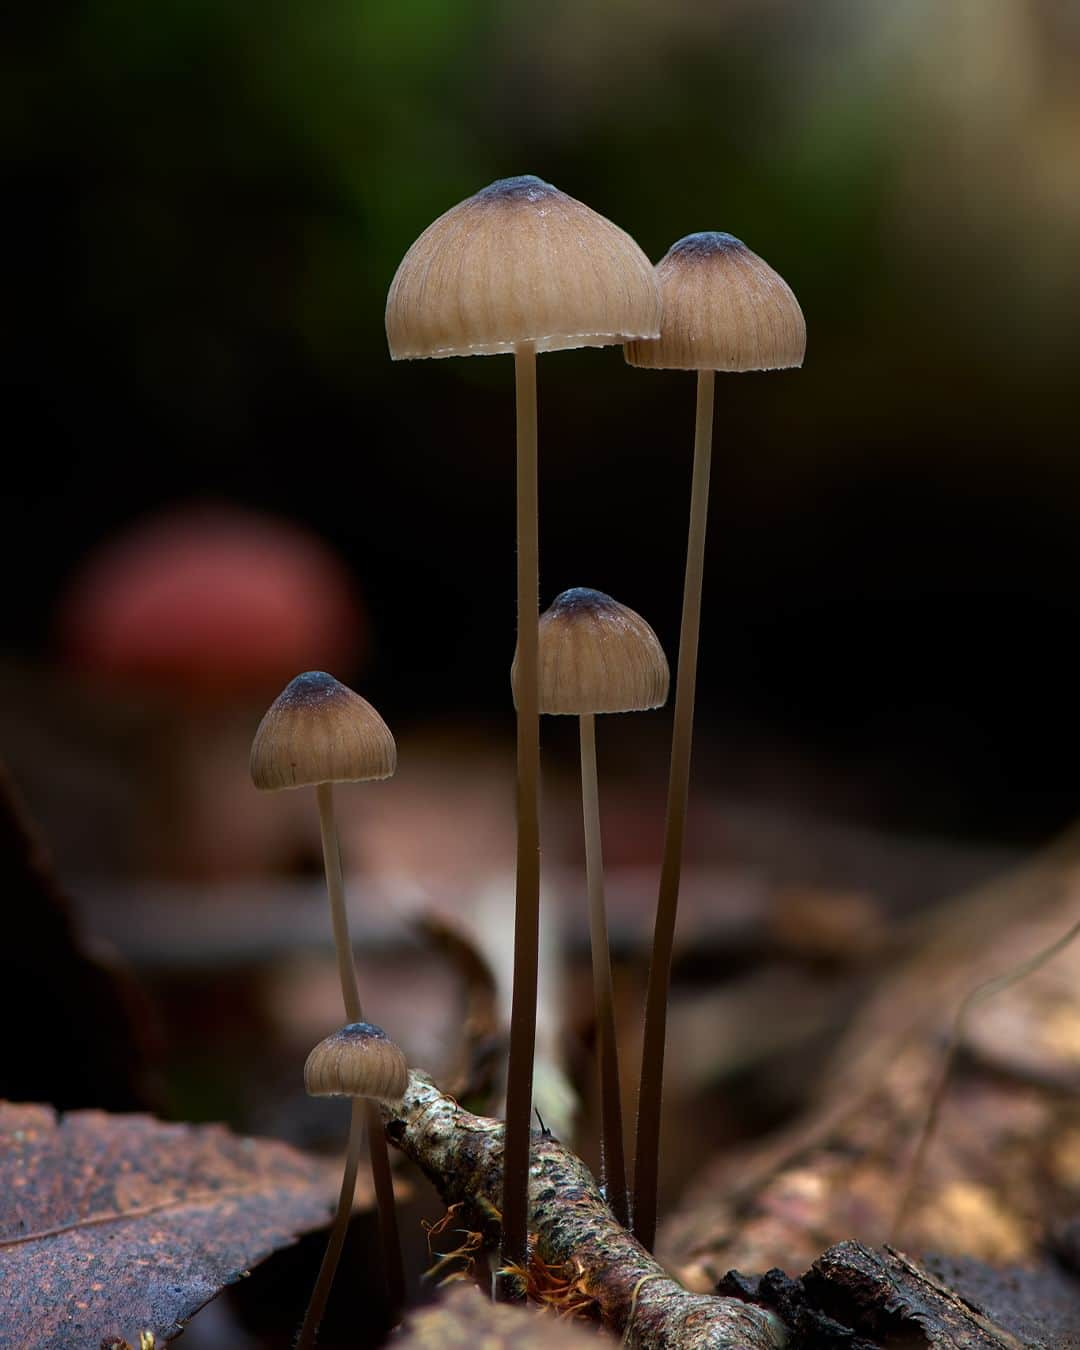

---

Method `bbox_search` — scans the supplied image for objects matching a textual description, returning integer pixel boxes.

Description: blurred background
[4,0,1080,1343]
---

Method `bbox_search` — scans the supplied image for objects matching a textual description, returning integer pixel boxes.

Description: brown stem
[295,1099,364,1350]
[367,1099,405,1311]
[633,368,715,1249]
[383,1072,786,1348]
[579,713,629,1227]
[312,781,406,1317]
[316,782,362,1024]
[500,340,542,1294]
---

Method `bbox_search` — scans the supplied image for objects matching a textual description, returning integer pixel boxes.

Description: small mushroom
[513,588,669,1227]
[305,1022,409,1103]
[625,232,805,1249]
[298,1023,410,1350]
[250,670,395,1016]
[387,175,660,1280]
[250,672,404,1325]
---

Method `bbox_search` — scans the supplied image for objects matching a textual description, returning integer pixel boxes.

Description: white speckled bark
[382,1072,788,1349]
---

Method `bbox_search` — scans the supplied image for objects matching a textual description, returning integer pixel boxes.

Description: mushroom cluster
[250,175,804,1331]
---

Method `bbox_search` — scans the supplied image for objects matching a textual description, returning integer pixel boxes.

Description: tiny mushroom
[513,588,669,1227]
[625,231,805,1249]
[305,1022,410,1104]
[298,1023,410,1350]
[387,174,661,1282]
[250,672,404,1329]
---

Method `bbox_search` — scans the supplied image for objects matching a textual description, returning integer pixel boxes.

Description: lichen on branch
[382,1073,787,1348]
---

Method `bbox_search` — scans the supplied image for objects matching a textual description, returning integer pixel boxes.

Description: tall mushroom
[513,588,669,1227]
[298,1022,409,1350]
[386,175,660,1282]
[625,232,805,1248]
[250,672,405,1322]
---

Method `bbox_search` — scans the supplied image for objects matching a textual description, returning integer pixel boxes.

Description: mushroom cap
[249,671,396,790]
[625,231,805,372]
[386,175,662,359]
[304,1022,409,1102]
[512,588,670,716]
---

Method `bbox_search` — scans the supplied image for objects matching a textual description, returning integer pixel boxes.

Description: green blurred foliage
[17,1,1069,427]
[7,0,1080,838]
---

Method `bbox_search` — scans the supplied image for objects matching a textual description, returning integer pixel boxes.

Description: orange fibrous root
[422,1203,484,1285]
[497,1240,600,1322]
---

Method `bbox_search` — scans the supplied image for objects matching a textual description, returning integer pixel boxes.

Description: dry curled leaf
[0,1101,358,1348]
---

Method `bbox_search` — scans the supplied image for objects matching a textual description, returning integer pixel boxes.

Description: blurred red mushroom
[58,505,364,703]
[55,506,366,878]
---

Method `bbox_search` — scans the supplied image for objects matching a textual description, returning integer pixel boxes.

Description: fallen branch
[382,1073,787,1348]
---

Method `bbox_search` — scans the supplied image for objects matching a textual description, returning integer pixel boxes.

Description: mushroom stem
[296,1098,364,1350]
[579,713,629,1227]
[313,782,405,1315]
[633,368,715,1250]
[367,1098,405,1310]
[500,339,542,1294]
[316,782,362,1024]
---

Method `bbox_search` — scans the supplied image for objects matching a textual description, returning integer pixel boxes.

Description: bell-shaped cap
[625,232,805,372]
[386,175,661,360]
[304,1022,409,1102]
[513,588,669,716]
[250,671,396,791]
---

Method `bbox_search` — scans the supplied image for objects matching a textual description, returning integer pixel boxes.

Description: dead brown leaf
[663,844,1080,1282]
[396,1283,605,1347]
[0,1101,358,1347]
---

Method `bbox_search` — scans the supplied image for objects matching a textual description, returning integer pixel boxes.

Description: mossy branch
[382,1073,787,1348]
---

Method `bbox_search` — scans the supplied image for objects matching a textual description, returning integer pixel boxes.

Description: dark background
[7,0,1080,846]
[7,0,1080,849]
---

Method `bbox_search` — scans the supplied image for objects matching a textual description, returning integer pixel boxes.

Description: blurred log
[719,1241,1049,1348]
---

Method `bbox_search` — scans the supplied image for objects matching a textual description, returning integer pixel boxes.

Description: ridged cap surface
[513,588,669,715]
[250,671,396,790]
[625,231,805,372]
[386,175,661,359]
[304,1022,409,1102]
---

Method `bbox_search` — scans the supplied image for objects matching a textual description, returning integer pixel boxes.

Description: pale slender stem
[633,368,715,1250]
[311,781,405,1319]
[316,783,362,1024]
[579,713,629,1227]
[296,1099,364,1350]
[500,340,541,1294]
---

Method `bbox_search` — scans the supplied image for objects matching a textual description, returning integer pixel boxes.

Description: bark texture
[382,1072,787,1348]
